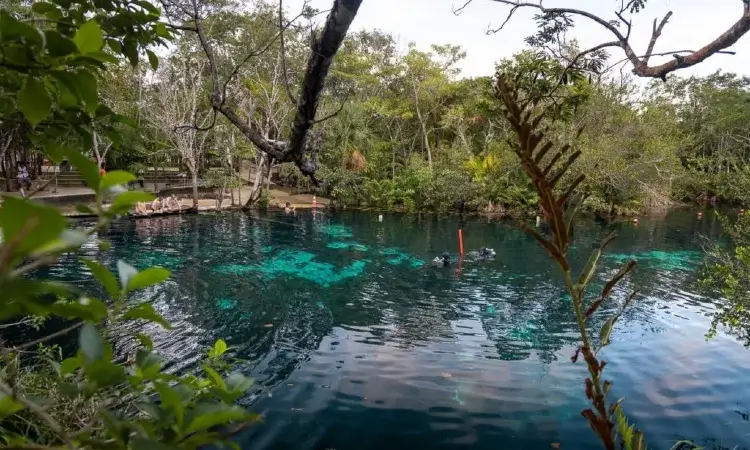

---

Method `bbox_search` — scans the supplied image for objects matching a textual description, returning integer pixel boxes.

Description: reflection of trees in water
[33,209,719,405]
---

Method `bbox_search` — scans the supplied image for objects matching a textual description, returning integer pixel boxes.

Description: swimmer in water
[468,247,496,260]
[431,252,451,267]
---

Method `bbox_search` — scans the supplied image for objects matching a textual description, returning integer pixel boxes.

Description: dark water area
[33,208,750,450]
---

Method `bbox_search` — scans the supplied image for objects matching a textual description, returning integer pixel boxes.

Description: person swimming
[468,247,496,260]
[431,252,451,267]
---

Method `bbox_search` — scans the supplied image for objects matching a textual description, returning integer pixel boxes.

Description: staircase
[53,171,87,187]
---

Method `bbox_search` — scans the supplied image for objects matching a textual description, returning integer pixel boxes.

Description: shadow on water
[30,208,750,450]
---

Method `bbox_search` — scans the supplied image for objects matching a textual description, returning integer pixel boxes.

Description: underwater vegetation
[318,224,354,239]
[379,247,425,268]
[214,249,369,287]
[608,250,702,271]
[216,298,237,310]
[327,241,370,251]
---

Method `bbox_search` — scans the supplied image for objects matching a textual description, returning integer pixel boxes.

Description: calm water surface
[38,209,750,449]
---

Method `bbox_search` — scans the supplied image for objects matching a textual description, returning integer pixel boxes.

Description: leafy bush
[0,1,258,447]
[701,213,750,345]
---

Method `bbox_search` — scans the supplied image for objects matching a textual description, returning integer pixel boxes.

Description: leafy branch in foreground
[493,73,643,450]
[1,0,258,447]
[700,212,750,347]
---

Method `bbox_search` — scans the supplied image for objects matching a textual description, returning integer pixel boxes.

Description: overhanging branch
[459,0,750,80]
[190,0,363,180]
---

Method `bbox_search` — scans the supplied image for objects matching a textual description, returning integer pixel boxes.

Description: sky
[284,0,750,80]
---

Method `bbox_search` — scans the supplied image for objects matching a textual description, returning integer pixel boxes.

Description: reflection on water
[34,209,750,450]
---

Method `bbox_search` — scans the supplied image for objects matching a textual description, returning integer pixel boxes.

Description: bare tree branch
[461,0,750,80]
[183,0,363,181]
[279,0,300,105]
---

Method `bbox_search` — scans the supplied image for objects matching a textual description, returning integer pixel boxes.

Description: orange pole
[458,229,464,256]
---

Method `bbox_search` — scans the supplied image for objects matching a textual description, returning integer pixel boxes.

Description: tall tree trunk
[190,168,199,211]
[413,83,432,168]
[265,158,272,191]
[243,152,265,210]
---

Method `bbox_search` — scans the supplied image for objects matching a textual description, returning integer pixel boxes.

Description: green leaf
[0,393,24,418]
[50,70,99,114]
[49,297,108,321]
[135,332,154,350]
[82,258,119,298]
[155,382,183,427]
[146,50,159,70]
[203,366,226,390]
[577,248,601,291]
[85,358,125,388]
[599,316,616,347]
[64,149,100,191]
[209,339,228,358]
[107,39,122,53]
[72,71,99,115]
[79,323,104,365]
[126,267,170,292]
[185,404,255,434]
[0,10,43,44]
[136,0,160,14]
[18,78,51,126]
[122,38,138,66]
[74,20,104,53]
[31,2,57,14]
[60,356,80,375]
[116,260,138,290]
[110,191,155,213]
[134,348,163,378]
[100,170,136,191]
[75,204,95,215]
[156,23,168,38]
[31,229,89,256]
[225,372,254,394]
[123,303,172,329]
[44,30,77,57]
[0,196,67,254]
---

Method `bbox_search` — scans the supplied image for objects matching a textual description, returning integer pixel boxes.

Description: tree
[0,0,260,446]
[148,40,212,210]
[158,0,364,182]
[456,0,750,80]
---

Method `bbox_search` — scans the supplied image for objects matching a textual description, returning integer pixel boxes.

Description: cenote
[36,208,750,449]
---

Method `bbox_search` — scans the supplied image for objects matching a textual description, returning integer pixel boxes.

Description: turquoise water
[38,209,750,449]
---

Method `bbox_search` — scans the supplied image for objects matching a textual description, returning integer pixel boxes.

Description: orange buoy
[458,229,464,256]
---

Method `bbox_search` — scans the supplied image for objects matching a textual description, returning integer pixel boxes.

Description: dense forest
[3,0,750,448]
[4,0,750,216]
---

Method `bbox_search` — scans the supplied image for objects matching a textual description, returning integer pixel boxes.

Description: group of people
[431,247,496,267]
[133,195,182,216]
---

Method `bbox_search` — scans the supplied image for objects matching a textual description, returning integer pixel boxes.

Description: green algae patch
[608,250,701,271]
[217,298,237,309]
[379,247,424,268]
[319,224,353,239]
[215,249,368,287]
[327,242,369,251]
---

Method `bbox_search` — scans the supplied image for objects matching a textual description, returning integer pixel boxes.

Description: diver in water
[431,252,451,267]
[468,246,496,260]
